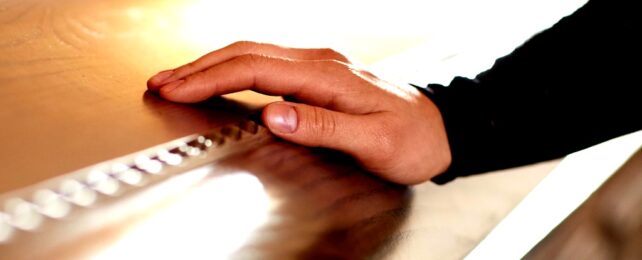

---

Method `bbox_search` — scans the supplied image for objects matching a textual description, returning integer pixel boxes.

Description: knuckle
[183,70,209,86]
[307,107,337,140]
[184,70,201,82]
[357,69,376,79]
[176,61,197,74]
[318,48,338,57]
[318,48,348,62]
[230,40,257,50]
[235,53,264,70]
[184,61,197,69]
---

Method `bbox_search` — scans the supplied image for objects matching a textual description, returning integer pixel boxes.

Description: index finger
[158,54,382,114]
[147,41,350,90]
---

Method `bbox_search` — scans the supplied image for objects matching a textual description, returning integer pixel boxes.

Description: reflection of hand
[147,41,451,184]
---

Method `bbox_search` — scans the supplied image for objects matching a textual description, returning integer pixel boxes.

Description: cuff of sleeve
[412,77,488,184]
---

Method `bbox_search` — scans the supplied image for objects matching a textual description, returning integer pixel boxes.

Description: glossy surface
[0,119,555,259]
[0,0,271,193]
[0,0,435,193]
[1,0,557,259]
[0,122,410,259]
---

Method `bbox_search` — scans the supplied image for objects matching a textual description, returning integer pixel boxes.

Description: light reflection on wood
[0,138,411,259]
[0,0,559,259]
[0,0,421,193]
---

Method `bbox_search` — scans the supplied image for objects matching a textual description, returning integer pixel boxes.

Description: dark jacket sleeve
[424,0,642,184]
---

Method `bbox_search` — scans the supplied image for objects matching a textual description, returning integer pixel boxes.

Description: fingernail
[151,70,174,85]
[267,104,298,133]
[161,79,185,93]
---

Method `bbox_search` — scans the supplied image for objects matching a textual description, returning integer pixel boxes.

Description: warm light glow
[126,7,144,21]
[94,171,273,260]
[173,0,438,61]
[117,0,592,69]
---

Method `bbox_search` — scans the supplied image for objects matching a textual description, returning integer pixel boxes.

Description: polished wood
[0,117,555,259]
[0,0,429,193]
[0,0,558,259]
[0,0,258,193]
[0,123,554,259]
[0,122,411,259]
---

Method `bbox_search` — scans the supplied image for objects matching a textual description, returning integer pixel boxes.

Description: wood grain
[0,123,411,259]
[0,0,275,193]
[0,0,556,259]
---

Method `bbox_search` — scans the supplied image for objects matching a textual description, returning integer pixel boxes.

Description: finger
[262,101,385,162]
[158,54,381,113]
[147,41,349,90]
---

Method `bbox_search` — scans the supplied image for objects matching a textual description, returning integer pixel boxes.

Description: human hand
[147,41,451,184]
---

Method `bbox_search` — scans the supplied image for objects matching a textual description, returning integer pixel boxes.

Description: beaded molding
[0,120,271,244]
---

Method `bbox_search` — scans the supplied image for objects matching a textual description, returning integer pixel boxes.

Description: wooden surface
[0,0,557,259]
[0,0,430,193]
[0,0,226,192]
[0,122,412,259]
[0,119,554,259]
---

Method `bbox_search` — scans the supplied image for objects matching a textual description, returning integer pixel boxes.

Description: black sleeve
[424,0,642,184]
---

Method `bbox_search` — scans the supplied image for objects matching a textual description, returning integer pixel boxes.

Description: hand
[147,41,451,184]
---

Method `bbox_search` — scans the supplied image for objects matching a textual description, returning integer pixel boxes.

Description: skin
[147,41,451,185]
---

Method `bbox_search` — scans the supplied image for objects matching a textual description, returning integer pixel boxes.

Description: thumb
[262,101,373,155]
